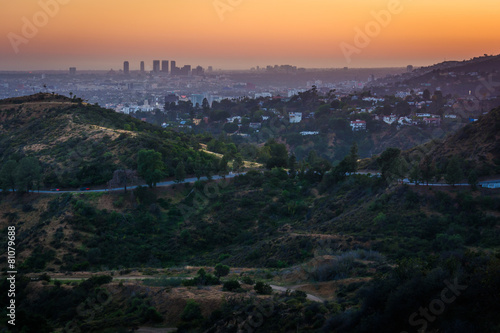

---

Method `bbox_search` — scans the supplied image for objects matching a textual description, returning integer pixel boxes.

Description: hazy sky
[1,0,500,70]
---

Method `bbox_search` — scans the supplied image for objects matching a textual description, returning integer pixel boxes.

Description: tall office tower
[140,61,145,73]
[170,61,177,75]
[123,61,130,74]
[153,60,161,73]
[162,60,169,73]
[69,67,76,75]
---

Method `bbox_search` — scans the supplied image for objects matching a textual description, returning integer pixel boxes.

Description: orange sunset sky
[1,0,500,70]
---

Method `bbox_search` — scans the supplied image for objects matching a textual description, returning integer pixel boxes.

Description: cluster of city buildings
[122,60,208,76]
[1,62,496,136]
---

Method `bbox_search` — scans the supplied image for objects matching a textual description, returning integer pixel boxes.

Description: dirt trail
[46,274,326,303]
[269,284,325,303]
[136,328,177,333]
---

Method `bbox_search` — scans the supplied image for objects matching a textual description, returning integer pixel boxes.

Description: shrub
[113,196,124,208]
[218,254,231,262]
[254,281,273,295]
[215,263,230,279]
[433,234,464,251]
[145,307,163,322]
[242,276,255,285]
[223,280,241,292]
[143,277,183,287]
[181,300,203,322]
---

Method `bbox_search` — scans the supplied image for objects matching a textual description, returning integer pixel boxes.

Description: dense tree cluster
[0,156,41,192]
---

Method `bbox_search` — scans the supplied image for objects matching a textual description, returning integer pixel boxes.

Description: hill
[422,106,500,174]
[1,95,500,332]
[0,93,219,188]
[359,106,500,178]
[404,106,500,177]
[2,162,500,332]
[367,54,500,100]
[413,54,500,75]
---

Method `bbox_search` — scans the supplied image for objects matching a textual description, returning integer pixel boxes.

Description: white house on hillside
[350,120,366,131]
[289,112,303,123]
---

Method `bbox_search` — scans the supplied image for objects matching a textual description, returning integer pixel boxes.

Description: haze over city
[2,0,500,71]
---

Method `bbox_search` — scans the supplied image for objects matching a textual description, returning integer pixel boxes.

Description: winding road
[9,173,246,195]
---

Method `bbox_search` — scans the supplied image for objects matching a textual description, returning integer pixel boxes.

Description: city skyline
[1,0,500,71]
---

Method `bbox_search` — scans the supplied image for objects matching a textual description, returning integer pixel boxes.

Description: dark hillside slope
[361,107,500,175]
[409,106,500,176]
[0,93,217,187]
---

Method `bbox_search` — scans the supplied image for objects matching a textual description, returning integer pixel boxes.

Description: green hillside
[419,106,500,176]
[0,93,219,188]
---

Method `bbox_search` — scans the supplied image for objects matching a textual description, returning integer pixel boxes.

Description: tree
[395,101,411,116]
[195,268,207,285]
[307,150,318,166]
[377,148,401,183]
[108,169,137,193]
[381,104,393,116]
[223,280,241,292]
[254,281,273,295]
[137,149,165,187]
[432,90,445,108]
[202,98,210,113]
[43,171,59,189]
[288,154,297,176]
[409,164,421,185]
[444,156,464,186]
[223,122,239,133]
[330,159,350,183]
[423,89,431,101]
[256,145,272,164]
[175,161,186,183]
[218,155,229,178]
[205,160,217,181]
[16,157,41,192]
[214,263,230,280]
[265,139,288,169]
[420,155,436,186]
[468,169,478,190]
[194,158,203,180]
[346,142,359,173]
[0,160,18,192]
[181,300,203,322]
[232,155,244,173]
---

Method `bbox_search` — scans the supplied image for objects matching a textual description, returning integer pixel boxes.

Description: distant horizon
[2,52,499,72]
[0,64,411,73]
[0,59,428,72]
[1,54,496,73]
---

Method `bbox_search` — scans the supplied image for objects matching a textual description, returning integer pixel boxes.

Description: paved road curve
[402,178,500,188]
[7,173,246,195]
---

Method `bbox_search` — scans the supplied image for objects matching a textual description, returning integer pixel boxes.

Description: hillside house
[423,117,441,126]
[226,116,242,123]
[350,120,367,131]
[289,112,303,123]
[383,115,398,125]
[398,117,413,126]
